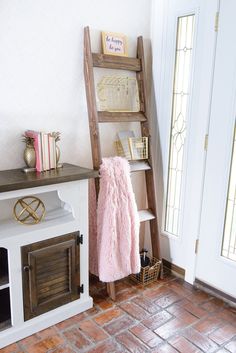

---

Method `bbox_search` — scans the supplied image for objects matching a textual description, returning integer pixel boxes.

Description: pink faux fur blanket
[89,157,140,282]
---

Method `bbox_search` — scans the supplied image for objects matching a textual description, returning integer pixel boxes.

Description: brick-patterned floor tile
[36,326,58,340]
[17,334,40,348]
[167,304,204,324]
[193,316,225,334]
[63,326,91,349]
[165,281,193,297]
[94,308,124,325]
[50,345,76,353]
[182,301,208,318]
[132,295,161,314]
[190,290,212,304]
[145,286,171,300]
[116,331,148,352]
[116,279,132,293]
[0,343,20,353]
[177,310,199,325]
[104,315,135,335]
[169,335,202,353]
[154,318,189,340]
[115,288,138,302]
[183,328,218,352]
[200,298,225,313]
[155,290,182,308]
[142,310,173,330]
[119,302,149,321]
[93,293,114,310]
[130,323,163,348]
[86,305,101,317]
[4,273,236,353]
[86,339,125,353]
[55,312,87,330]
[225,339,236,353]
[97,300,114,310]
[93,292,107,304]
[209,324,236,345]
[151,342,178,353]
[79,320,108,342]
[166,299,190,315]
[26,335,65,353]
[214,308,236,324]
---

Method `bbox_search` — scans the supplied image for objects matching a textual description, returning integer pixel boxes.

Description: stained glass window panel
[222,127,236,261]
[165,15,195,236]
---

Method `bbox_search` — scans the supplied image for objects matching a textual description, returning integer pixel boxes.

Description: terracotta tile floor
[1,271,236,353]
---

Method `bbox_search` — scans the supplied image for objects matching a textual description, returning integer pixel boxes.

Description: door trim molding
[162,258,185,277]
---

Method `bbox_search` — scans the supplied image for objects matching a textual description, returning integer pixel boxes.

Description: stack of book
[25,130,57,172]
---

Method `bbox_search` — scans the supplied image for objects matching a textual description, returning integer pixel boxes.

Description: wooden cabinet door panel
[22,233,80,321]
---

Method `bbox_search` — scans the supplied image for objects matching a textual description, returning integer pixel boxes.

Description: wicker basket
[115,137,148,160]
[130,257,161,285]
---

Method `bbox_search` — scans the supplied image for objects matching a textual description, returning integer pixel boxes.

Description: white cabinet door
[196,0,236,298]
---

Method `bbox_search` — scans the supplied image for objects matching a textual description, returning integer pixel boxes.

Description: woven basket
[130,257,161,285]
[115,137,148,160]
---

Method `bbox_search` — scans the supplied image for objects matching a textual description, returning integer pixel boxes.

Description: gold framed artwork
[102,31,128,56]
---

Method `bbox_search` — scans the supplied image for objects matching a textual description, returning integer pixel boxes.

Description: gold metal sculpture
[13,196,46,225]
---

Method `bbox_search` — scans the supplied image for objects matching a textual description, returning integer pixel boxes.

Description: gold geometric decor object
[13,196,46,225]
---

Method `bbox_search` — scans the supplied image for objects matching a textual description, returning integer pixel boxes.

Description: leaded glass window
[222,126,236,261]
[164,15,195,236]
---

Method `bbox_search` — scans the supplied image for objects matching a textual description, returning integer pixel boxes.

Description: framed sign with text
[102,31,128,56]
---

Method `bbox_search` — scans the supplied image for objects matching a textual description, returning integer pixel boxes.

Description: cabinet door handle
[23,265,31,272]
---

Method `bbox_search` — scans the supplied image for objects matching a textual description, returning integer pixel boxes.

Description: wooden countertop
[0,163,98,193]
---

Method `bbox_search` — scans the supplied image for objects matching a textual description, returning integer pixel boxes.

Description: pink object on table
[89,157,140,282]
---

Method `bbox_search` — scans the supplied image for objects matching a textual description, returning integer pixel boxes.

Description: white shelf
[0,208,74,241]
[129,160,151,172]
[138,209,155,222]
[0,283,9,291]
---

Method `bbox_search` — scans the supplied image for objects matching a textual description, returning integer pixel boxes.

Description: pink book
[47,133,51,170]
[41,132,50,171]
[49,134,56,169]
[25,130,43,172]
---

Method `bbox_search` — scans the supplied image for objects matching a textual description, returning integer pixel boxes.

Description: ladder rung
[92,53,141,71]
[138,209,156,222]
[129,160,151,172]
[98,111,147,123]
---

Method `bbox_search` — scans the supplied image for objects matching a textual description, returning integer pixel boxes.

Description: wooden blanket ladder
[84,26,162,300]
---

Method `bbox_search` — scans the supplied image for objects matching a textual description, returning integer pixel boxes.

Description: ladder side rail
[136,36,161,261]
[84,28,102,172]
[84,27,116,300]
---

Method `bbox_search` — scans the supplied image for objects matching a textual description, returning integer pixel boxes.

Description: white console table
[0,163,98,348]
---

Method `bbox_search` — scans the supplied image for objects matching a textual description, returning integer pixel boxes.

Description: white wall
[0,0,151,173]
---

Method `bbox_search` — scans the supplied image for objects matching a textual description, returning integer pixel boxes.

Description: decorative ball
[13,196,46,225]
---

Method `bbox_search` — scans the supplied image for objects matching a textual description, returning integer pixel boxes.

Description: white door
[196,0,236,298]
[152,0,219,282]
